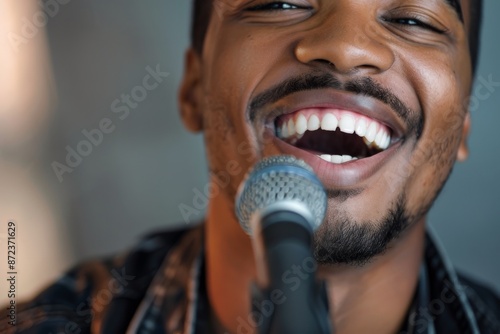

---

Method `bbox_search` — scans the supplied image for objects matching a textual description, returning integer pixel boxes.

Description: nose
[295,7,395,75]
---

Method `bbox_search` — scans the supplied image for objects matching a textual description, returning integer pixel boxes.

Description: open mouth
[275,108,393,164]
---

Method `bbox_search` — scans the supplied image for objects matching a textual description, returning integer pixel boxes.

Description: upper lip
[261,88,408,139]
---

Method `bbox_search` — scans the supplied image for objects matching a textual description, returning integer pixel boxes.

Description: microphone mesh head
[235,155,327,235]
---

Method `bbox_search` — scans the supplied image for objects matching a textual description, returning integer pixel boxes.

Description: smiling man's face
[180,0,473,265]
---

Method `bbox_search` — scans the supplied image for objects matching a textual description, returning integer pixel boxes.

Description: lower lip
[266,130,403,188]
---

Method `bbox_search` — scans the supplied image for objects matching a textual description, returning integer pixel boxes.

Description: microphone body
[236,156,332,334]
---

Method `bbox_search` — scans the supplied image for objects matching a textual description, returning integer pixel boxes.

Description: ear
[178,48,204,132]
[456,112,471,162]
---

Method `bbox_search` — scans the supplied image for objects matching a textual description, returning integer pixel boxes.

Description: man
[3,0,499,333]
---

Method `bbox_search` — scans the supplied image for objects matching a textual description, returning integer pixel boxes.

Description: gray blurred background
[36,0,499,292]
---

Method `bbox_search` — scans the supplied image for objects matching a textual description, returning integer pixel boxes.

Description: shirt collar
[127,226,481,334]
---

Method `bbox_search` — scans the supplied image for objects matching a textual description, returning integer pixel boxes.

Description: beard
[312,194,414,266]
[311,156,456,266]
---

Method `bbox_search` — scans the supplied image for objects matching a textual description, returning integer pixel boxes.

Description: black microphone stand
[251,210,333,334]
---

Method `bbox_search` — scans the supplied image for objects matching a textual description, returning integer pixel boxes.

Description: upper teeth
[277,109,392,161]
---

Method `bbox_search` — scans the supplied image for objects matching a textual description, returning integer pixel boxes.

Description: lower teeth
[319,154,358,164]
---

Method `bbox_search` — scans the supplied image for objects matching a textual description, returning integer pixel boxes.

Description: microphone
[235,155,332,334]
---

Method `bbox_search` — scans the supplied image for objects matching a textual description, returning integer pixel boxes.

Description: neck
[206,190,425,334]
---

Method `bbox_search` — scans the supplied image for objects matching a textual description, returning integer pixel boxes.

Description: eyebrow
[445,0,464,22]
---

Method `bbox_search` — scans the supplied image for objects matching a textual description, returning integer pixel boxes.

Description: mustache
[248,73,423,137]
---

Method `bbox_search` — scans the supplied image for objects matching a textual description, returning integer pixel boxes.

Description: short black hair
[468,0,483,74]
[191,0,213,54]
[191,0,483,73]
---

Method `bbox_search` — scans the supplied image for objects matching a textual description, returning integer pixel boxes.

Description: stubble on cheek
[200,88,262,201]
[425,102,466,176]
[402,103,466,220]
[201,90,235,144]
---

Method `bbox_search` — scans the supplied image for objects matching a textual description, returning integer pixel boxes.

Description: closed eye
[247,2,312,11]
[384,17,447,34]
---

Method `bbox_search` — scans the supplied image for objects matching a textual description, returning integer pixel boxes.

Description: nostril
[317,59,334,67]
[311,59,336,71]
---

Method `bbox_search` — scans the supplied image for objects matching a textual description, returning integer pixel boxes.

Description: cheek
[405,46,467,149]
[200,91,257,195]
[420,74,467,166]
[202,29,266,136]
[402,59,467,213]
[199,45,264,196]
[200,28,295,190]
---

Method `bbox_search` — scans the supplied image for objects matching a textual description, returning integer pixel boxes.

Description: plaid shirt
[2,225,499,333]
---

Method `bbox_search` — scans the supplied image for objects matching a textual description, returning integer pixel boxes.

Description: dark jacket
[2,225,499,333]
